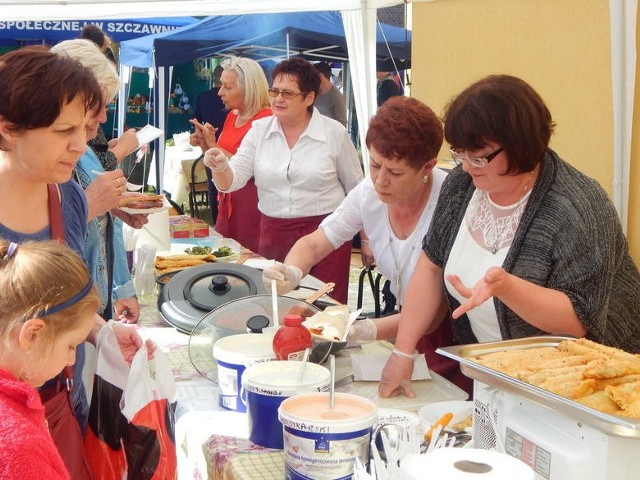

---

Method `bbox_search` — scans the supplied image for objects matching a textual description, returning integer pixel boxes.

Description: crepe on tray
[468,338,640,418]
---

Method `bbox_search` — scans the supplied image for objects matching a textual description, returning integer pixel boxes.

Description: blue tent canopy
[0,17,198,46]
[119,11,410,68]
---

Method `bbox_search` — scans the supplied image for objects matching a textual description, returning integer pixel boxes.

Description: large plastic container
[279,392,377,479]
[212,333,275,412]
[242,361,330,449]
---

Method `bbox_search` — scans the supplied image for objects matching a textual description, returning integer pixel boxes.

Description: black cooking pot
[157,262,267,333]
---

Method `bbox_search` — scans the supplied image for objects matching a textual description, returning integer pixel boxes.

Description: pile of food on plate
[154,244,238,276]
[118,194,165,210]
[468,338,640,418]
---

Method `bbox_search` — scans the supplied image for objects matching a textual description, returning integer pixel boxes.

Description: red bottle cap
[283,314,303,327]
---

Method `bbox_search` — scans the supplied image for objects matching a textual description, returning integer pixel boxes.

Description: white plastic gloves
[203,147,229,172]
[262,262,303,295]
[346,317,377,342]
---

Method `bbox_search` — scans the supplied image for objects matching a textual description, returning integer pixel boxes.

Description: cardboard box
[169,215,209,238]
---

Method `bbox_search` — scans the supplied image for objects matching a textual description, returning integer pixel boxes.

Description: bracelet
[360,239,369,243]
[392,348,419,360]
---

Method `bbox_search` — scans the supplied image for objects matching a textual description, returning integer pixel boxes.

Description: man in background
[194,65,228,131]
[313,62,347,127]
[376,70,403,107]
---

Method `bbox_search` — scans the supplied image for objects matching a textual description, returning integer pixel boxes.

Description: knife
[334,374,354,388]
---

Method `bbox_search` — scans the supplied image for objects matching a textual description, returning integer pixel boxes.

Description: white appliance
[438,337,640,480]
[473,381,640,480]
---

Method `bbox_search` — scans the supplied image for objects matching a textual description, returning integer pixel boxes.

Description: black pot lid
[157,263,267,333]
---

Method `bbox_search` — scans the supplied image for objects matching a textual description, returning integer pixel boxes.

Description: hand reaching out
[262,262,303,295]
[114,297,140,324]
[446,266,508,319]
[111,321,156,363]
[86,169,126,219]
[203,147,229,173]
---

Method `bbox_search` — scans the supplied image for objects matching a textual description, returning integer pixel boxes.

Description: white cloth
[321,168,447,304]
[221,108,363,218]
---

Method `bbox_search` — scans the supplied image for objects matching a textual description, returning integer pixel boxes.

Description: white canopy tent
[3,1,633,229]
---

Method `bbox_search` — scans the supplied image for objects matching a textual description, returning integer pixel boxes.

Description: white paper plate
[418,400,473,432]
[157,243,203,256]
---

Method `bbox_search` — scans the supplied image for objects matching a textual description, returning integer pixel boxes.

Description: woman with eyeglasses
[204,57,363,303]
[378,74,640,398]
[190,56,271,253]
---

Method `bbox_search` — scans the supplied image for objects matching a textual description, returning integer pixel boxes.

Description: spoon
[296,347,311,386]
[329,354,336,410]
[91,169,143,191]
[271,277,279,326]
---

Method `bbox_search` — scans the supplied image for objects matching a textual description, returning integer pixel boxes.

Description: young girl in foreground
[0,239,99,479]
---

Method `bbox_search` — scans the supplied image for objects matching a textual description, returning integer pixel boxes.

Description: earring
[421,175,430,184]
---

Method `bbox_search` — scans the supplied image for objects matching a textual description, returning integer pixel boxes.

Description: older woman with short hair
[379,74,640,398]
[204,57,363,303]
[190,55,271,253]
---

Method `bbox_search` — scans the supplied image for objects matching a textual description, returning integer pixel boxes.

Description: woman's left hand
[111,321,156,362]
[446,266,508,319]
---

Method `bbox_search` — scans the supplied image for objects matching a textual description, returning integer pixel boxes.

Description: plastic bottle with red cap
[272,314,312,360]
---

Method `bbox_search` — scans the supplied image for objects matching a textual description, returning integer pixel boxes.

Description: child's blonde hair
[0,239,99,349]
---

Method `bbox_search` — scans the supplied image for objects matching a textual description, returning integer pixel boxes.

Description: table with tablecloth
[134,236,468,479]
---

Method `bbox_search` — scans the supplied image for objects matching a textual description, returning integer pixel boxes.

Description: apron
[258,213,351,304]
[215,178,261,254]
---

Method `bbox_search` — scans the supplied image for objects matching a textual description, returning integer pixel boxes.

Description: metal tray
[437,336,640,438]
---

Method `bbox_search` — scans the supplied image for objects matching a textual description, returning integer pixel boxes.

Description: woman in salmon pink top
[191,56,271,253]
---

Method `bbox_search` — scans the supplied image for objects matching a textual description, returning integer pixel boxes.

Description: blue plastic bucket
[213,334,275,412]
[242,361,330,449]
[279,392,377,479]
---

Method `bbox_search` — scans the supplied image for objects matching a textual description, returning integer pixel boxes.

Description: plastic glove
[346,318,377,342]
[378,350,417,398]
[203,147,229,172]
[262,262,303,295]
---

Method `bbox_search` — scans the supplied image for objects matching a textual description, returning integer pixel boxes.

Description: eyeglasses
[267,87,307,100]
[449,146,504,168]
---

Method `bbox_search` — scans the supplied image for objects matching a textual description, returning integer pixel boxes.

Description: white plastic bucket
[278,392,377,479]
[242,361,331,449]
[212,334,275,412]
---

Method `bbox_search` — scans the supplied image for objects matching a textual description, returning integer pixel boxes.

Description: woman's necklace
[484,173,534,254]
[388,236,416,302]
[485,172,533,255]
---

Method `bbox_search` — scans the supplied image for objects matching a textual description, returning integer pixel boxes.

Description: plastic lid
[246,314,270,333]
[283,314,303,327]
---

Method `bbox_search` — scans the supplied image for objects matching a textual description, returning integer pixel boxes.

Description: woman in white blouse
[262,96,471,392]
[205,57,363,303]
